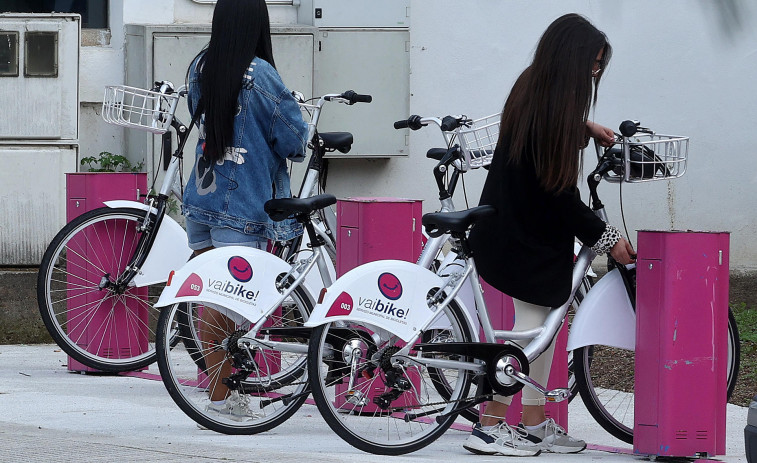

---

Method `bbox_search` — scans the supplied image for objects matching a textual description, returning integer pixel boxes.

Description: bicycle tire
[155,285,313,434]
[573,307,740,444]
[37,206,169,372]
[308,298,475,455]
[566,275,594,402]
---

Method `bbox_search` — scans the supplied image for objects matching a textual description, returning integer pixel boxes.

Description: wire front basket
[456,113,499,169]
[102,85,180,134]
[603,133,689,183]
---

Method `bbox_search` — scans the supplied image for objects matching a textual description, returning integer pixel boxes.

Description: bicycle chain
[385,391,493,413]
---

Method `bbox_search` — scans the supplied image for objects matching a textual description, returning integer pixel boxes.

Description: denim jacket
[183,54,308,241]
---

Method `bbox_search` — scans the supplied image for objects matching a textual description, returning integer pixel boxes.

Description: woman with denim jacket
[182,0,308,419]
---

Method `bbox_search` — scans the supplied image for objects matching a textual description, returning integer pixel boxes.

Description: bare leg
[481,400,509,427]
[192,247,234,402]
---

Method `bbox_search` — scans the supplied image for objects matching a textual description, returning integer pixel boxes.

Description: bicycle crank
[489,345,569,402]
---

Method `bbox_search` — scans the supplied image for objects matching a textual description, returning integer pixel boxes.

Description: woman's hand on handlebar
[610,237,637,265]
[586,120,615,147]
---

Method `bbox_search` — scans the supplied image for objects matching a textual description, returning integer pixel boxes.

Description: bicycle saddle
[319,132,353,153]
[264,194,337,222]
[421,205,496,237]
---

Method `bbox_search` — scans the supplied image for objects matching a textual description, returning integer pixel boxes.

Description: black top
[469,141,606,307]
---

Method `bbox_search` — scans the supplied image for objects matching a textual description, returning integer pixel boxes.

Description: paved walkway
[0,344,749,462]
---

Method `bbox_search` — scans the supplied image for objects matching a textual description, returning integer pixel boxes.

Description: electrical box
[0,144,77,265]
[314,29,410,157]
[0,14,79,265]
[124,24,316,187]
[0,14,79,140]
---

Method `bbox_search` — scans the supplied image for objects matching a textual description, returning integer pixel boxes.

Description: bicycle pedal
[545,388,571,403]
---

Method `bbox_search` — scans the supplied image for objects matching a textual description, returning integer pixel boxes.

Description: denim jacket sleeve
[270,89,308,162]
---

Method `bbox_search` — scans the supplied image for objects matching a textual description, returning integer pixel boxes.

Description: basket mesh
[457,113,500,169]
[102,85,179,134]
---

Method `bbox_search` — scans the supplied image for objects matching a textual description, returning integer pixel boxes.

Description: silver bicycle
[304,120,739,454]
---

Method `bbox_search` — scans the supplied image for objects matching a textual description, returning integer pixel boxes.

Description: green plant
[730,301,757,405]
[732,302,757,343]
[80,151,144,172]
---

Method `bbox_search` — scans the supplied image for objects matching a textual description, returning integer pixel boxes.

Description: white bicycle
[152,90,372,434]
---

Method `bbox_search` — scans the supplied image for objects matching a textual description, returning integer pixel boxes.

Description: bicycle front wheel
[573,307,740,444]
[37,207,166,372]
[308,299,475,455]
[156,285,313,434]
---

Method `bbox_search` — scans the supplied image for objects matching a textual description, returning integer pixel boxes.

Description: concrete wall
[77,0,757,271]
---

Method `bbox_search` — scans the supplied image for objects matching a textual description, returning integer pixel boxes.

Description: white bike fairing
[305,260,475,343]
[566,267,636,351]
[104,200,192,286]
[155,246,294,325]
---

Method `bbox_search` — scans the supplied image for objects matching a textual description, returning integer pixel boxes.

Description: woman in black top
[463,14,636,457]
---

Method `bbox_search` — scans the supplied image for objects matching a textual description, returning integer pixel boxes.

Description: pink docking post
[65,172,148,372]
[635,230,729,457]
[333,197,423,413]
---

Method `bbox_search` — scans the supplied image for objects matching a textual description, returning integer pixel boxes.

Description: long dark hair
[499,13,612,193]
[193,0,275,162]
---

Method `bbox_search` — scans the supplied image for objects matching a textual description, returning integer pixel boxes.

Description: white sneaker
[518,419,586,453]
[463,422,542,457]
[205,392,262,421]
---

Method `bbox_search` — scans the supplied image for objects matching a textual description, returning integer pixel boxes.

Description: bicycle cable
[619,180,632,248]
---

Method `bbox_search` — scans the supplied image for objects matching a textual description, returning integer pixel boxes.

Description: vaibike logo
[324,272,410,322]
[203,256,259,302]
[173,256,259,302]
[228,256,253,282]
[378,272,402,300]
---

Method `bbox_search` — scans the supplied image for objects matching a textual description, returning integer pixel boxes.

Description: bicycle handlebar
[393,114,470,132]
[324,90,372,105]
[619,120,654,137]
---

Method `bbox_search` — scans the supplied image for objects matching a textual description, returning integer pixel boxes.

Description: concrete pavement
[0,344,749,463]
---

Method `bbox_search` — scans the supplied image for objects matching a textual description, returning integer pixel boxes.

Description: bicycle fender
[104,200,192,286]
[566,268,636,351]
[304,260,455,343]
[155,246,293,324]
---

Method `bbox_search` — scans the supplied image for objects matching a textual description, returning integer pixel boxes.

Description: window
[25,31,57,77]
[0,0,108,29]
[0,31,19,76]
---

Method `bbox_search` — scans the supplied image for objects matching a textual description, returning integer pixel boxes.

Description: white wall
[83,0,757,272]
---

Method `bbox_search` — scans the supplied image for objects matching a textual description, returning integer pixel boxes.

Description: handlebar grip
[394,115,423,130]
[342,90,372,104]
[440,116,460,132]
[619,120,638,137]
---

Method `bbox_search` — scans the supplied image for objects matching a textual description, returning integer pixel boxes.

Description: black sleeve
[549,186,606,247]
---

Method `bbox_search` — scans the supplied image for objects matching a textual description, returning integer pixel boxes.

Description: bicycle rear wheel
[573,308,740,444]
[307,299,475,455]
[155,285,313,434]
[37,207,166,372]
